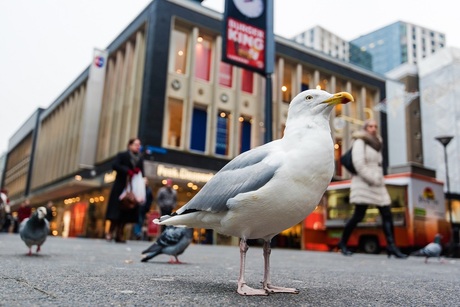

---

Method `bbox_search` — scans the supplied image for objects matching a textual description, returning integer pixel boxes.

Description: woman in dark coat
[106,138,144,243]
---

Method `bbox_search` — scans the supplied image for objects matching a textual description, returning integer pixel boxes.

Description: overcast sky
[1,0,459,154]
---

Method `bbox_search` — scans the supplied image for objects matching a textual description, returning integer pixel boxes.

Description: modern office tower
[351,21,446,74]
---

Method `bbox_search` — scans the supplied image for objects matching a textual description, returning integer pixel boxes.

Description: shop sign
[156,164,214,183]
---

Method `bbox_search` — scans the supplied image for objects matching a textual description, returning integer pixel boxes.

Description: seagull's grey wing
[180,144,281,213]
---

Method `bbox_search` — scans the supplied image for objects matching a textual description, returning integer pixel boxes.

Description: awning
[9,177,102,209]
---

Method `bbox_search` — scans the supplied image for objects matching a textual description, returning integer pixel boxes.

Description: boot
[386,243,407,259]
[115,223,126,243]
[382,219,407,259]
[337,241,353,256]
[337,225,354,256]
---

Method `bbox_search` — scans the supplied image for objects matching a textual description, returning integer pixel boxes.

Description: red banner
[226,17,265,71]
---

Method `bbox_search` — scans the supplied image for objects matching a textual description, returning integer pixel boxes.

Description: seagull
[411,234,443,263]
[141,226,193,263]
[19,206,50,256]
[156,89,353,295]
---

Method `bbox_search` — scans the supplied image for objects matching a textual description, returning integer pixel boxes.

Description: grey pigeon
[411,234,443,263]
[19,206,50,255]
[156,90,353,295]
[141,226,193,263]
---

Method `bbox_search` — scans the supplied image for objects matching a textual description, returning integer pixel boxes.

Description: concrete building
[293,25,350,62]
[1,0,386,245]
[418,47,460,223]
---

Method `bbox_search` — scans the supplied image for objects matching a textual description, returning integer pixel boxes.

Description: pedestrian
[1,189,13,232]
[17,199,32,225]
[45,201,54,222]
[337,119,407,258]
[134,177,153,240]
[156,178,177,232]
[105,137,144,243]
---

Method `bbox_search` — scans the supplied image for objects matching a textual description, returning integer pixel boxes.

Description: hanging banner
[222,0,274,75]
[79,48,108,169]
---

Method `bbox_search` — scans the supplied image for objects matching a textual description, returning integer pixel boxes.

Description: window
[219,62,233,87]
[301,68,311,92]
[167,98,183,147]
[241,69,253,93]
[190,105,208,152]
[215,111,231,155]
[239,116,252,153]
[195,35,212,81]
[172,29,188,74]
[282,62,293,103]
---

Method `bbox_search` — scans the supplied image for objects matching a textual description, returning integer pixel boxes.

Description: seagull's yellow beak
[323,92,354,105]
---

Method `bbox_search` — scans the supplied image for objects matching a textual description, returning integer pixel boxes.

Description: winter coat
[350,131,390,207]
[105,150,144,223]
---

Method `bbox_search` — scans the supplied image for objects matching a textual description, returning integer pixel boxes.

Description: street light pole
[435,135,455,255]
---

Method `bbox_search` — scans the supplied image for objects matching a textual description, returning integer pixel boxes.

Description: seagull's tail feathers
[154,210,224,230]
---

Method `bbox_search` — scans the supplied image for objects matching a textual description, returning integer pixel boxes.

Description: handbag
[119,179,138,210]
[340,147,357,175]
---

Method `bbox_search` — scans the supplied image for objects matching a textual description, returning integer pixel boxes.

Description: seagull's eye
[305,95,313,101]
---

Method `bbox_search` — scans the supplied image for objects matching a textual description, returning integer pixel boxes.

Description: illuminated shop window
[194,36,212,81]
[219,62,233,87]
[241,69,253,94]
[190,105,208,152]
[301,68,311,92]
[172,29,188,74]
[167,98,183,147]
[215,111,231,155]
[239,115,252,153]
[282,62,293,103]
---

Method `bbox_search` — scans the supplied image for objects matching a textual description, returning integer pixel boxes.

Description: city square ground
[1,234,459,306]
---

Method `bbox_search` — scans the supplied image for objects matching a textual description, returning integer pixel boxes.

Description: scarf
[352,131,382,152]
[128,150,140,168]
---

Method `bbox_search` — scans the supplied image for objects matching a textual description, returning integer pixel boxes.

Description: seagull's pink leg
[262,241,299,294]
[237,239,267,296]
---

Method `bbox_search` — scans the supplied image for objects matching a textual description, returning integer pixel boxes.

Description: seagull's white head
[36,206,47,219]
[287,89,353,120]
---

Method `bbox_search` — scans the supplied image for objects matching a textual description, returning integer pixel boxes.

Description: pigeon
[411,234,443,263]
[155,89,353,295]
[141,226,193,263]
[19,206,50,256]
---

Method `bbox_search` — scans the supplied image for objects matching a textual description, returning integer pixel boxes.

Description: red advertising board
[226,17,265,71]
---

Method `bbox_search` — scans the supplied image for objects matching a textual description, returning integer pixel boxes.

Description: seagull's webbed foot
[237,239,268,296]
[238,282,268,296]
[263,283,299,294]
[261,240,299,294]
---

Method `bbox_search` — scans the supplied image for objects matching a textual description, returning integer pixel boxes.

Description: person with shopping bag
[105,138,145,243]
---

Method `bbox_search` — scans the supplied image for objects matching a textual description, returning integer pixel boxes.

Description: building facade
[293,26,350,62]
[351,21,446,74]
[1,0,386,247]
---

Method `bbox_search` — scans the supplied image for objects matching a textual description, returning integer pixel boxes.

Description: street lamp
[435,135,456,256]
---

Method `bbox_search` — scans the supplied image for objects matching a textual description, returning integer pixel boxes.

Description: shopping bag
[131,172,146,203]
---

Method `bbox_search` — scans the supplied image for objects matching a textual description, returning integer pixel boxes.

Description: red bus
[303,172,451,254]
